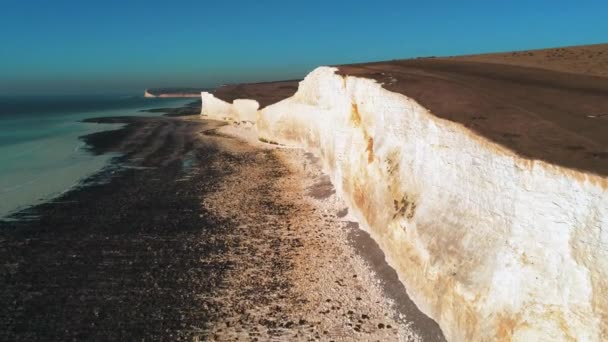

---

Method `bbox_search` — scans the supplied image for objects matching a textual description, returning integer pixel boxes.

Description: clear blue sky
[1,0,606,95]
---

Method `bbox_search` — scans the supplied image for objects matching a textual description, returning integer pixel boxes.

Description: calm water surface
[0,95,193,218]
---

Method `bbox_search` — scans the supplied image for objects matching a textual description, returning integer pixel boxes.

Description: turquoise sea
[0,95,193,218]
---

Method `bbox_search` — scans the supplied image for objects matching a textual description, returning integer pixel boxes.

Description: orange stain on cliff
[352,183,367,219]
[350,103,362,127]
[367,137,374,163]
[495,314,521,341]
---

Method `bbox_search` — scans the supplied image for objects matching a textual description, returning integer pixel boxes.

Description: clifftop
[449,43,608,78]
[336,47,608,177]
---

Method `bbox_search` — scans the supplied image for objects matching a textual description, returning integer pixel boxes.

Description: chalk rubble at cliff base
[200,67,608,341]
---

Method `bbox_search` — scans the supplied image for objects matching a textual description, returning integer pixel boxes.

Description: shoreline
[0,103,444,340]
[0,97,197,219]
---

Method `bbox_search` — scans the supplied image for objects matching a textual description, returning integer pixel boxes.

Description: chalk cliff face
[144,89,156,98]
[200,92,259,122]
[201,67,608,341]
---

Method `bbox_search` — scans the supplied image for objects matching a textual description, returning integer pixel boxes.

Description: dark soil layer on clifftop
[0,110,443,340]
[338,44,608,177]
[213,80,300,108]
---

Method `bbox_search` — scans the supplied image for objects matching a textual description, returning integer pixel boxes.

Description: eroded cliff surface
[201,67,608,341]
[200,92,259,122]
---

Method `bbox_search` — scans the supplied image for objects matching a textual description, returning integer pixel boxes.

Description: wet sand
[0,108,443,340]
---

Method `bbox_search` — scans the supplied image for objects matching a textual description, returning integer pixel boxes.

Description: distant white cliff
[200,92,259,122]
[201,67,608,341]
[144,88,203,98]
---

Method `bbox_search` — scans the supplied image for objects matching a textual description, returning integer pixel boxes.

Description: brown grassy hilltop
[451,43,608,78]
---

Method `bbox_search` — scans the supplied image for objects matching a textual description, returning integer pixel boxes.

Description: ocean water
[0,95,194,218]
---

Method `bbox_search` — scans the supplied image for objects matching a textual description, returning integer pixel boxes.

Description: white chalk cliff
[200,92,259,122]
[201,67,608,341]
